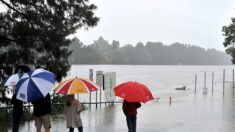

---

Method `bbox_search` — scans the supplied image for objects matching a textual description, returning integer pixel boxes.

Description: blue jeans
[126,116,137,132]
[69,126,83,132]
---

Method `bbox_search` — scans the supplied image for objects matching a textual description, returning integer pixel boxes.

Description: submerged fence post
[212,72,214,94]
[223,69,225,96]
[195,74,197,93]
[169,96,172,104]
[204,71,207,89]
[89,69,93,109]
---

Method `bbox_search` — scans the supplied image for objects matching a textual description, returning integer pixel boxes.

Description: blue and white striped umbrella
[16,69,55,102]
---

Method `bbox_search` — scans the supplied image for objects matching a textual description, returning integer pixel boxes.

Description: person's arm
[75,100,83,112]
[46,94,52,113]
[137,102,141,108]
[122,101,128,115]
[11,94,16,105]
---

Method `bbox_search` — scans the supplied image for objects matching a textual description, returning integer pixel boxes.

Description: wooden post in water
[223,69,225,96]
[169,96,172,104]
[212,72,214,94]
[195,74,197,93]
[89,69,93,109]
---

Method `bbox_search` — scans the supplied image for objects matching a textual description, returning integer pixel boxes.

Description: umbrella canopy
[16,69,55,102]
[54,77,99,95]
[3,64,32,86]
[4,73,22,86]
[114,81,154,103]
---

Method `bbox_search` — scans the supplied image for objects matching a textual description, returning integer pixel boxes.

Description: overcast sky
[73,0,235,51]
[1,0,235,51]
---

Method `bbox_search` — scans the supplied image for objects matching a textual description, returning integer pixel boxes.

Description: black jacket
[11,94,23,114]
[32,94,51,116]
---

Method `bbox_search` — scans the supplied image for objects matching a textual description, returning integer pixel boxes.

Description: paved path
[4,87,235,132]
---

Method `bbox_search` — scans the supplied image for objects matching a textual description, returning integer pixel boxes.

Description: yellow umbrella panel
[54,78,99,95]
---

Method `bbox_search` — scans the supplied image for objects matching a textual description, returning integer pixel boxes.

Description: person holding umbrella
[32,94,52,132]
[11,93,23,132]
[11,65,31,132]
[65,94,84,132]
[15,68,55,132]
[122,100,141,132]
[53,76,99,132]
[114,81,154,132]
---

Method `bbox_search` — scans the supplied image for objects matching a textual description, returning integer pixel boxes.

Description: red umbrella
[114,81,154,103]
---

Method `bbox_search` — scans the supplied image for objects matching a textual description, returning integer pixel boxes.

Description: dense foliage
[222,17,235,64]
[0,0,99,81]
[69,37,231,65]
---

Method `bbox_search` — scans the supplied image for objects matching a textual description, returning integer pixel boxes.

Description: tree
[111,40,120,49]
[222,17,235,64]
[0,0,99,81]
[68,37,84,64]
[145,42,164,64]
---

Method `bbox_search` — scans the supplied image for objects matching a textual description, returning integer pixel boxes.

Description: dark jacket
[32,94,51,116]
[122,100,141,117]
[11,94,23,114]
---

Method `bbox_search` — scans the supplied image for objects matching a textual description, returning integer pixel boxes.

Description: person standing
[122,100,141,132]
[65,94,83,132]
[11,64,31,132]
[11,93,23,132]
[32,94,51,132]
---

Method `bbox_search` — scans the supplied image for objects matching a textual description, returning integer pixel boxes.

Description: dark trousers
[69,126,83,132]
[12,108,22,132]
[126,116,137,132]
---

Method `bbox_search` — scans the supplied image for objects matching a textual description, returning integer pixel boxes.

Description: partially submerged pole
[169,96,172,104]
[212,72,214,94]
[204,71,206,89]
[223,69,225,96]
[233,69,234,95]
[96,71,104,109]
[89,69,93,109]
[203,71,208,94]
[195,74,197,93]
[233,69,234,89]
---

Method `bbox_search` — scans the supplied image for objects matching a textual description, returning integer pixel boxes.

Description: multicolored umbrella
[16,69,55,102]
[54,77,99,95]
[114,81,154,103]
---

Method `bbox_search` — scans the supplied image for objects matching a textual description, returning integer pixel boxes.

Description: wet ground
[3,86,235,132]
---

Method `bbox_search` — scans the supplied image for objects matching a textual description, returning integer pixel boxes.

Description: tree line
[69,37,231,65]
